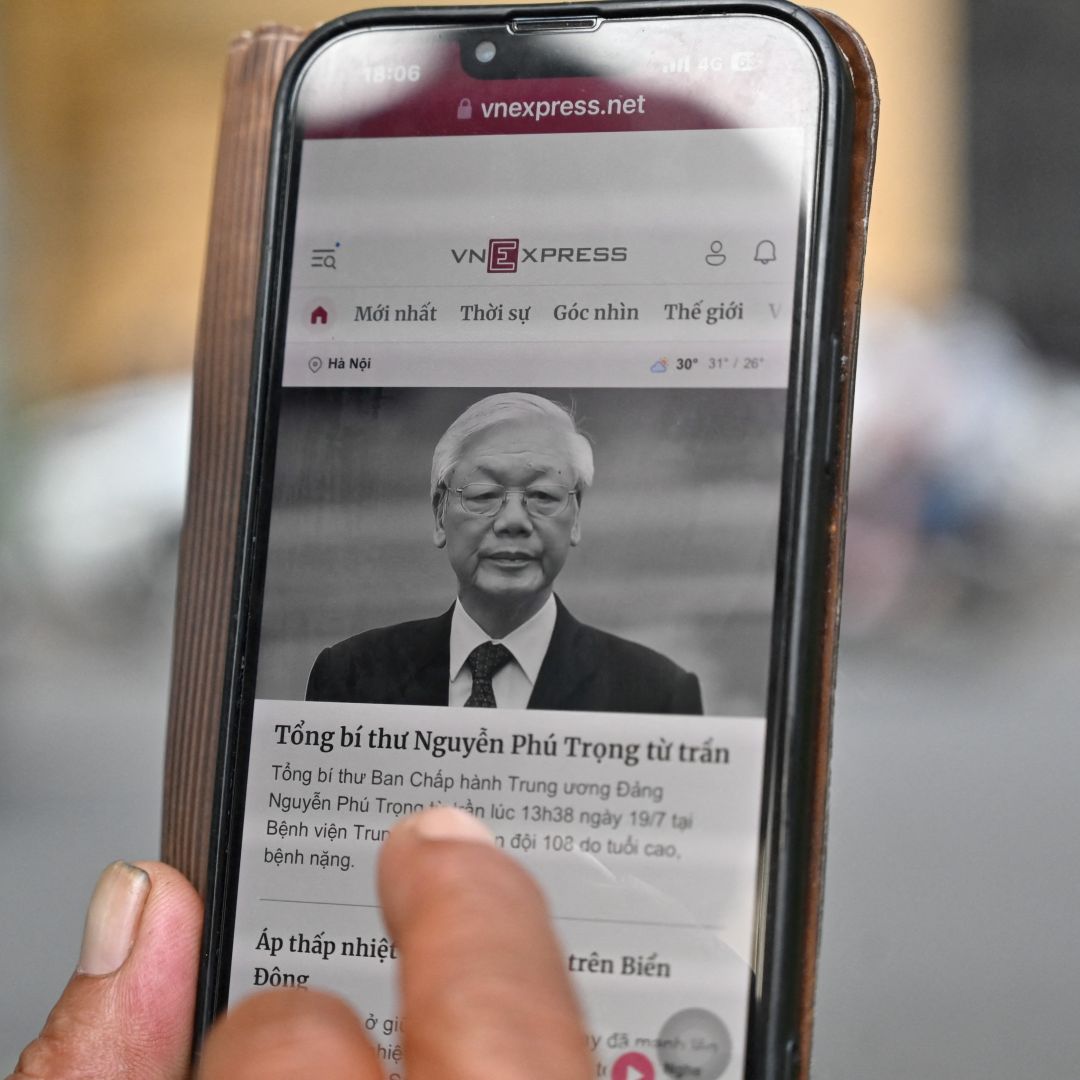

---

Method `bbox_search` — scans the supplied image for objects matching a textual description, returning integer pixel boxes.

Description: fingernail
[406,806,496,845]
[77,861,151,976]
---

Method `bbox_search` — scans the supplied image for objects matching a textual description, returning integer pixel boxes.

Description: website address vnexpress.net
[479,94,646,122]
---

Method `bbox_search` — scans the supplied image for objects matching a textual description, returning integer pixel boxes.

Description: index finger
[379,807,593,1080]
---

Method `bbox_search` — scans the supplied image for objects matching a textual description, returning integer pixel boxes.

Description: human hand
[7,858,202,1079]
[9,807,593,1080]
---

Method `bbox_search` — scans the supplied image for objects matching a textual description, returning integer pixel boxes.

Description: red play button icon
[612,1051,655,1080]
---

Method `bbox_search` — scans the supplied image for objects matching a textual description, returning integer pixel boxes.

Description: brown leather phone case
[162,15,877,1074]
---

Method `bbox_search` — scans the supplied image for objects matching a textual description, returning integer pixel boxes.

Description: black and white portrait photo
[255,386,787,716]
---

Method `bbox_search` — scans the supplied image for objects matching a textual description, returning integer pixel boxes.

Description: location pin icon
[308,356,323,373]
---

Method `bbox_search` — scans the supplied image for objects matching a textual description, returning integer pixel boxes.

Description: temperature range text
[664,356,765,371]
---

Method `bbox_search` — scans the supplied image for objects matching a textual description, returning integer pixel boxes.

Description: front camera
[475,40,497,63]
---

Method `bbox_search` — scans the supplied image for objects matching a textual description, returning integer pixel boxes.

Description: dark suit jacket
[306,598,703,714]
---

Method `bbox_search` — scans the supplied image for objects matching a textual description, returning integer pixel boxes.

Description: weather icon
[651,358,669,374]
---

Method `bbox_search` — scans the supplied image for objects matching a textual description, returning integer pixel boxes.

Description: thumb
[9,860,202,1080]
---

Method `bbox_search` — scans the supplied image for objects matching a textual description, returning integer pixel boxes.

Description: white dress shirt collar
[449,594,558,687]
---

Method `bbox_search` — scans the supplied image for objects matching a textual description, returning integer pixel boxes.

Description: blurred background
[1,1,1078,1076]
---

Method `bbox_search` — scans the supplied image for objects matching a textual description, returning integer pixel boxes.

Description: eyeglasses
[453,482,578,518]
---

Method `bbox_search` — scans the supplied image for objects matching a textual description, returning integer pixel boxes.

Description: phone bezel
[195,6,853,1078]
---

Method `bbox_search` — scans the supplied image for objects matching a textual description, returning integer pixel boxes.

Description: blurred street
[0,556,174,1059]
[814,534,1080,1079]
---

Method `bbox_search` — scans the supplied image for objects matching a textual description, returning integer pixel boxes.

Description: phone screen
[219,14,828,1079]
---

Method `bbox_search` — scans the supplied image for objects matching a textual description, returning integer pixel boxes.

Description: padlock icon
[457,98,473,120]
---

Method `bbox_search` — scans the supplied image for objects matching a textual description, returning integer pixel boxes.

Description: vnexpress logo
[451,239,629,272]
[487,238,520,273]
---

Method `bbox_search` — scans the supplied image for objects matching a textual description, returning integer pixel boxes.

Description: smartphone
[197,4,854,1078]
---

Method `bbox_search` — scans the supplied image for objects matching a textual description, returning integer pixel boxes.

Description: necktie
[465,641,514,707]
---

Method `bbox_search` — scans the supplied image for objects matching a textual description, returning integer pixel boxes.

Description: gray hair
[430,392,594,500]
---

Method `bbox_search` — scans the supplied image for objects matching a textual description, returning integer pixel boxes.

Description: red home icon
[310,305,329,325]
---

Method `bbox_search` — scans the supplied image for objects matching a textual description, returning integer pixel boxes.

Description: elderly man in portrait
[306,392,703,713]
